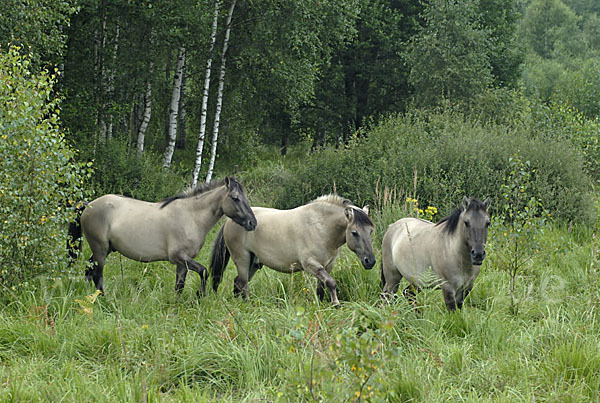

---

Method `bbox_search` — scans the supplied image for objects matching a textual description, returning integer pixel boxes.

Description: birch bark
[136,61,153,155]
[162,47,186,168]
[191,0,220,187]
[205,0,236,183]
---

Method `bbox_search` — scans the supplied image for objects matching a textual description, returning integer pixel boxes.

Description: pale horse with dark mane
[69,177,257,296]
[210,195,376,306]
[381,197,490,310]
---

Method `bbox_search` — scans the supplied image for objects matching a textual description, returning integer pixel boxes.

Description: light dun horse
[381,197,490,310]
[210,195,376,306]
[71,177,256,295]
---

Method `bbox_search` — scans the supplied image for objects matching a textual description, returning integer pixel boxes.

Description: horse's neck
[439,219,470,257]
[313,204,347,249]
[187,186,226,228]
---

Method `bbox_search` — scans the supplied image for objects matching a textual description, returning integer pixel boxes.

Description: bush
[0,47,87,291]
[87,140,186,202]
[273,111,593,223]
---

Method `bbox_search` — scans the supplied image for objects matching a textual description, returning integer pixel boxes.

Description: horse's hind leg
[230,252,252,300]
[88,251,107,294]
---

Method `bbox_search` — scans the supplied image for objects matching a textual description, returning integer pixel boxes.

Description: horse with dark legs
[68,177,256,296]
[381,197,490,311]
[210,195,376,307]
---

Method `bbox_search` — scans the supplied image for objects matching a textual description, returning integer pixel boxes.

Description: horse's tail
[67,201,87,263]
[210,224,230,292]
[380,261,386,290]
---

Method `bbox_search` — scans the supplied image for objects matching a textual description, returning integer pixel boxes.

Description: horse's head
[344,205,376,269]
[221,177,257,231]
[461,196,491,265]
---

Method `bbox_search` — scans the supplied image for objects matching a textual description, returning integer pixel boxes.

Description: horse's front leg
[305,259,339,307]
[441,284,457,311]
[173,253,209,296]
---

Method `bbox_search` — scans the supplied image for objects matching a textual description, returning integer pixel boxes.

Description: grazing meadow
[1,214,599,402]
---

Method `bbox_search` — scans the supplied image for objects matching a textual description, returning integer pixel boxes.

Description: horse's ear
[362,205,370,216]
[483,197,491,210]
[344,207,355,222]
[461,196,469,211]
[224,176,231,188]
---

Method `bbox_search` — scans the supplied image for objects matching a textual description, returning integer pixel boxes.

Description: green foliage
[530,100,600,180]
[274,111,593,224]
[0,48,88,291]
[518,0,582,59]
[493,155,550,314]
[0,0,77,69]
[407,0,493,107]
[88,140,186,201]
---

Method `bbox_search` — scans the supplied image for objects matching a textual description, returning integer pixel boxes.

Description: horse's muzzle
[471,249,486,265]
[244,220,257,231]
[362,256,376,270]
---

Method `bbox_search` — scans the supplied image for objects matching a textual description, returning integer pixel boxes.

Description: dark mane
[160,177,239,209]
[435,198,487,235]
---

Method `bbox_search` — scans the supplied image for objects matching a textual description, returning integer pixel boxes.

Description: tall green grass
[1,217,599,401]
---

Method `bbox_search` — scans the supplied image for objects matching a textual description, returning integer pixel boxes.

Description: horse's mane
[160,177,241,209]
[311,194,373,226]
[436,198,487,235]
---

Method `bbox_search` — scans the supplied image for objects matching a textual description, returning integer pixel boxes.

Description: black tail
[210,225,230,292]
[380,261,386,290]
[67,201,87,264]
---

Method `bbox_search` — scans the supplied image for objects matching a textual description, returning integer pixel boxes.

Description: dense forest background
[3,0,600,199]
[2,0,600,281]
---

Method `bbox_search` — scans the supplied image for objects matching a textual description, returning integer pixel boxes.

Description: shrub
[273,111,593,224]
[0,47,88,291]
[87,140,186,202]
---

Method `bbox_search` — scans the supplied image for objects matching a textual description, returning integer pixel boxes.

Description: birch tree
[163,46,186,168]
[106,23,120,140]
[191,0,220,187]
[205,0,236,183]
[176,59,187,149]
[136,61,153,155]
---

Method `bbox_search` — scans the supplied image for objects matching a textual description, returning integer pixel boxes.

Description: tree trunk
[95,0,108,142]
[107,23,120,141]
[176,58,187,150]
[163,47,186,168]
[205,0,236,183]
[137,61,153,156]
[191,0,220,187]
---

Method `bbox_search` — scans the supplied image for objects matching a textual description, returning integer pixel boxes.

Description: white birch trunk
[136,61,153,156]
[107,23,120,140]
[191,0,220,187]
[162,47,186,168]
[205,0,236,184]
[176,58,187,149]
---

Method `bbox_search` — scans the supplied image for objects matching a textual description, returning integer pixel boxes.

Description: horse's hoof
[332,303,341,309]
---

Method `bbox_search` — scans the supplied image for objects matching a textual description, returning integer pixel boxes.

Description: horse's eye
[231,196,240,203]
[464,220,471,228]
[351,230,359,237]
[485,221,490,227]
